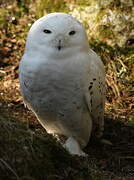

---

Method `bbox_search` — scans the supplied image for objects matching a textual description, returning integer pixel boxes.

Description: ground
[0,88,134,179]
[0,1,134,179]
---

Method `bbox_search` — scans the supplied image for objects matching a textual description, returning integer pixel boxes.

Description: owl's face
[26,13,89,56]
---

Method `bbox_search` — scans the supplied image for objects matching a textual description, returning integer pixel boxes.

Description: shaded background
[0,0,134,179]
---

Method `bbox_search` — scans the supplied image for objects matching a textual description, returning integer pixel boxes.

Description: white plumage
[19,13,105,156]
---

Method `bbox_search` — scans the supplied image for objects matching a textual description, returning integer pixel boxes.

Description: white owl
[19,13,105,156]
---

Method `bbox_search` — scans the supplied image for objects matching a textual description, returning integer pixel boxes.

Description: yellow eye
[43,29,52,34]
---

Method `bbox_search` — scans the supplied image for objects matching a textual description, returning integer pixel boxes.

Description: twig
[119,156,134,160]
[117,57,128,70]
[0,158,20,180]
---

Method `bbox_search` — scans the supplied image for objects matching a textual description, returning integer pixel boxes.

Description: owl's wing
[19,59,44,110]
[84,49,105,137]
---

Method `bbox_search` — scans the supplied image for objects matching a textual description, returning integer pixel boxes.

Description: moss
[95,9,107,23]
[35,0,69,18]
[73,0,92,6]
[98,24,115,39]
[0,114,72,179]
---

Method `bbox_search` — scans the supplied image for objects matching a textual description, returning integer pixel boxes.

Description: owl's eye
[69,30,76,35]
[43,29,52,34]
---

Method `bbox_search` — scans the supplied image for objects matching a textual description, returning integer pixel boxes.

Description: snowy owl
[19,13,105,156]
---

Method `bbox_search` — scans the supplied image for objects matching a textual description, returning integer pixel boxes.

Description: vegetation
[0,0,134,179]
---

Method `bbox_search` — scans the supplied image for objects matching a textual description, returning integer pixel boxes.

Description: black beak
[58,45,61,50]
[57,40,61,51]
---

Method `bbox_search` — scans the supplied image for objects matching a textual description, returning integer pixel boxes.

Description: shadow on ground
[0,101,134,180]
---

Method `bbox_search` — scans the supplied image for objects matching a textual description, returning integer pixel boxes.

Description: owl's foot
[95,129,103,138]
[63,137,88,157]
[92,123,104,139]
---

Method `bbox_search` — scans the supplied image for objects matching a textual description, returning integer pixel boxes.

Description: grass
[0,0,134,179]
[0,104,134,179]
[0,113,73,180]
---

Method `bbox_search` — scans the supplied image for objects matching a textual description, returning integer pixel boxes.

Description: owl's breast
[20,60,84,117]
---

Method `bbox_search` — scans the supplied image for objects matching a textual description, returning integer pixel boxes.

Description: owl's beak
[58,45,61,50]
[57,40,62,51]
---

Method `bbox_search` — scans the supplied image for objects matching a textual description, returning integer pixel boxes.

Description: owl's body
[19,13,105,156]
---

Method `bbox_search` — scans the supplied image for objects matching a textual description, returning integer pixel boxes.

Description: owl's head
[26,13,89,57]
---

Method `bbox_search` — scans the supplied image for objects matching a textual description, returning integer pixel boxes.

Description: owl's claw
[63,137,88,157]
